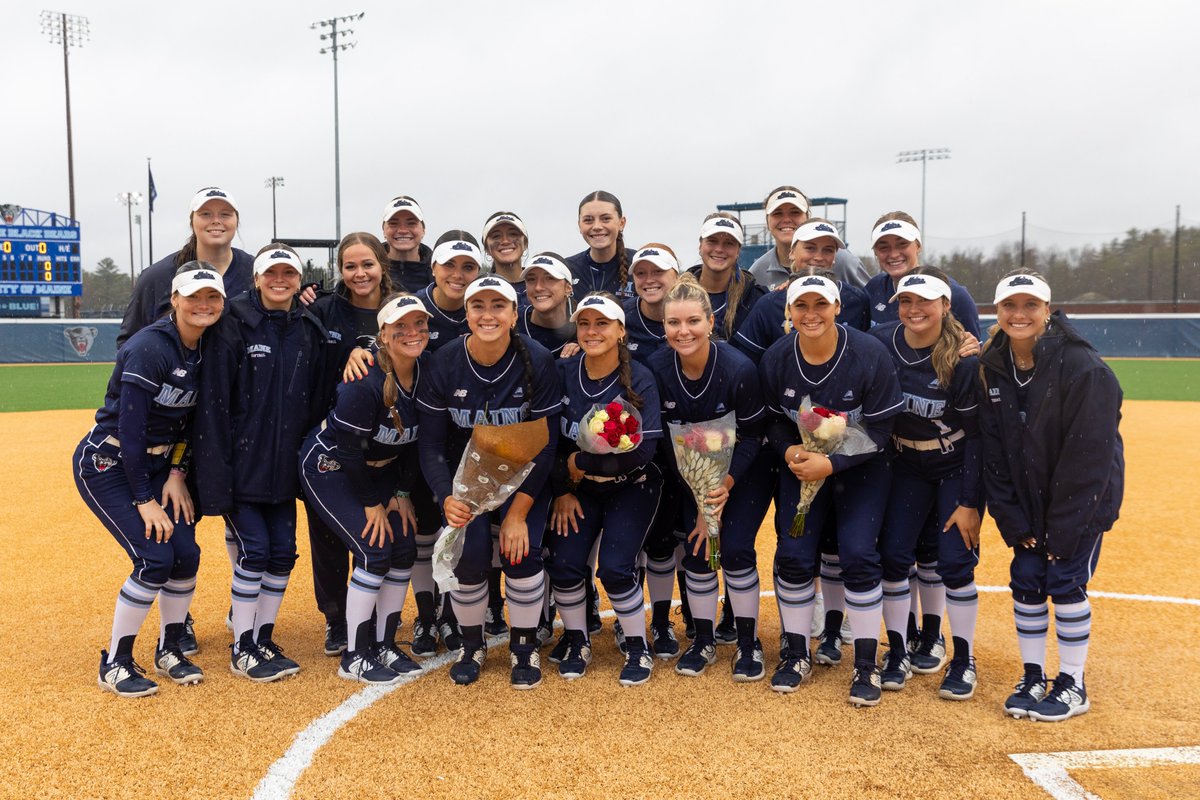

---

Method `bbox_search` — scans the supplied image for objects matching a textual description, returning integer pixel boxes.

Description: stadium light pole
[265,177,285,240]
[41,11,89,222]
[117,192,143,282]
[134,213,144,271]
[312,12,363,241]
[897,148,951,245]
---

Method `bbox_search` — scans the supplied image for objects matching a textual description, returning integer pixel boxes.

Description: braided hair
[581,291,644,410]
[578,190,628,292]
[509,330,537,422]
[373,292,412,433]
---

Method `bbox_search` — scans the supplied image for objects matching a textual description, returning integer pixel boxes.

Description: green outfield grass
[0,358,1195,413]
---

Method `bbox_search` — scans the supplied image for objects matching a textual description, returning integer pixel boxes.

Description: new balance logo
[172,368,188,378]
[664,401,676,409]
[784,388,795,398]
[453,389,468,398]
[715,403,726,413]
[875,303,887,311]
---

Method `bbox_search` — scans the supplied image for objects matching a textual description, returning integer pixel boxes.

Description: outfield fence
[2,315,1199,363]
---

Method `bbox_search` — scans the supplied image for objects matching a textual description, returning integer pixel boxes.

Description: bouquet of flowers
[789,396,877,537]
[431,418,550,591]
[668,411,736,570]
[577,399,642,454]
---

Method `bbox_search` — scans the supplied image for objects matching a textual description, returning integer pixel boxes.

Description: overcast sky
[6,0,1199,277]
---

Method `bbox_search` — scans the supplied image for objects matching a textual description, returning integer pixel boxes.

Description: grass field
[0,358,1194,413]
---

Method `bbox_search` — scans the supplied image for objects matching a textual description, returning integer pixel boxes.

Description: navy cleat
[619,637,654,686]
[437,619,463,652]
[1027,672,1089,722]
[1004,665,1047,718]
[375,642,422,676]
[613,619,627,655]
[338,648,402,685]
[849,662,883,707]
[484,604,508,637]
[98,650,158,697]
[450,641,487,686]
[675,638,717,677]
[910,633,948,674]
[323,619,347,657]
[509,627,542,689]
[938,657,978,701]
[257,637,300,677]
[714,598,737,645]
[880,648,912,691]
[547,631,571,664]
[178,612,199,657]
[650,620,680,660]
[814,629,843,667]
[231,640,286,683]
[557,630,592,680]
[732,639,766,682]
[410,619,437,658]
[154,646,204,685]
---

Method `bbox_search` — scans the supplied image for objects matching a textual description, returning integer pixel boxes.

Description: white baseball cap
[253,247,304,277]
[786,274,840,307]
[889,272,951,303]
[432,238,483,268]
[871,219,921,246]
[699,216,744,245]
[482,212,528,242]
[791,220,845,249]
[631,246,680,273]
[521,253,572,283]
[381,196,425,225]
[993,273,1052,305]
[766,188,810,215]
[189,187,239,214]
[172,264,227,297]
[377,294,432,328]
[570,294,626,325]
[464,275,519,305]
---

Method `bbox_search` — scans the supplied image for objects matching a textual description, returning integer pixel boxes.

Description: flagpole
[146,157,154,263]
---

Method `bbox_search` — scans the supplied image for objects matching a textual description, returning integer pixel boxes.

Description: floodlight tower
[896,148,951,243]
[41,10,90,221]
[117,192,143,282]
[265,177,285,239]
[312,12,364,240]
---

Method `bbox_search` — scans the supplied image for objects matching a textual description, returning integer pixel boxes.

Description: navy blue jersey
[869,320,983,507]
[94,317,204,501]
[414,282,469,353]
[565,248,637,300]
[864,272,981,338]
[758,325,904,473]
[387,242,433,294]
[487,271,530,308]
[416,335,563,502]
[117,249,254,348]
[684,265,767,341]
[731,281,871,365]
[194,291,333,511]
[554,353,663,485]
[647,340,765,483]
[308,287,380,417]
[312,357,423,505]
[621,297,667,364]
[519,305,574,358]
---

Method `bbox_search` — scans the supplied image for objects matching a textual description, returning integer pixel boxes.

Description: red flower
[604,420,619,433]
[813,406,836,419]
[605,401,624,417]
[625,417,640,434]
[630,433,641,444]
[605,430,621,446]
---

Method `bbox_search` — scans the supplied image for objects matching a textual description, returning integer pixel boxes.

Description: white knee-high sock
[554,581,587,633]
[346,568,384,653]
[1014,598,1049,671]
[844,584,884,647]
[505,572,545,629]
[1054,599,1092,684]
[255,571,291,641]
[917,561,945,621]
[109,576,160,656]
[774,574,816,639]
[231,567,264,644]
[820,553,846,617]
[881,579,911,644]
[609,581,647,641]
[684,570,719,623]
[411,532,436,597]
[945,582,978,658]
[158,576,197,645]
[374,567,411,643]
[724,565,760,628]
[449,580,488,629]
[225,525,238,572]
[645,556,676,607]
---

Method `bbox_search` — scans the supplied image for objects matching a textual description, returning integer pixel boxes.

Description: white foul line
[1009,746,1200,800]
[254,588,1198,799]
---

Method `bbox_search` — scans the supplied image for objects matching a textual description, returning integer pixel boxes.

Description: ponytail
[175,232,198,268]
[615,231,630,294]
[723,268,745,340]
[664,272,714,317]
[909,267,965,388]
[510,332,536,421]
[616,339,644,410]
[373,331,405,434]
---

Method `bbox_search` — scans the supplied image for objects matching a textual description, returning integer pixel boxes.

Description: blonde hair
[699,211,745,339]
[907,267,966,388]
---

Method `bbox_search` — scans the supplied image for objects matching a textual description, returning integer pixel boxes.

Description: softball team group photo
[73,183,1124,723]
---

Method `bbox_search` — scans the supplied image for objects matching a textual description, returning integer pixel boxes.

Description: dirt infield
[1,403,1197,800]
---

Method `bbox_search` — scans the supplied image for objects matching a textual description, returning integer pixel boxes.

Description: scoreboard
[0,209,82,298]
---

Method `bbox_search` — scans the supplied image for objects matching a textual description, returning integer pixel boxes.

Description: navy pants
[774,456,890,593]
[681,449,774,575]
[878,450,978,590]
[1010,530,1104,606]
[304,497,349,619]
[642,465,684,561]
[225,500,299,575]
[73,428,200,585]
[300,454,416,577]
[548,464,662,597]
[454,489,552,585]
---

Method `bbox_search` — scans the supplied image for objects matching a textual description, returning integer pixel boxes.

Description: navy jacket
[978,311,1124,559]
[118,249,254,348]
[388,242,434,294]
[566,247,638,300]
[308,285,381,417]
[194,291,333,512]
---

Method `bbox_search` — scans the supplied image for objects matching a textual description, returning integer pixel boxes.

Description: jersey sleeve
[730,294,785,365]
[951,358,983,509]
[416,349,454,503]
[758,338,801,459]
[729,353,765,483]
[330,380,383,506]
[117,382,159,503]
[827,335,902,474]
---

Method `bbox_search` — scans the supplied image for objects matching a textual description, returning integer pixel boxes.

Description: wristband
[170,468,187,478]
[393,489,410,499]
[132,497,155,507]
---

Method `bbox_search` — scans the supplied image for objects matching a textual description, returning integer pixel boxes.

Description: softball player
[758,275,903,704]
[417,276,563,688]
[747,186,872,289]
[979,271,1123,722]
[118,187,252,348]
[482,211,531,303]
[193,245,332,682]
[519,252,577,358]
[869,268,983,699]
[306,233,396,656]
[732,220,871,364]
[414,230,483,354]
[299,293,434,684]
[687,213,765,342]
[75,264,225,697]
[381,195,433,293]
[622,244,680,364]
[548,293,664,684]
[649,274,770,682]
[566,190,637,300]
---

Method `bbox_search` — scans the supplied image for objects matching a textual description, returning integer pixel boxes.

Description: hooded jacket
[978,310,1124,559]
